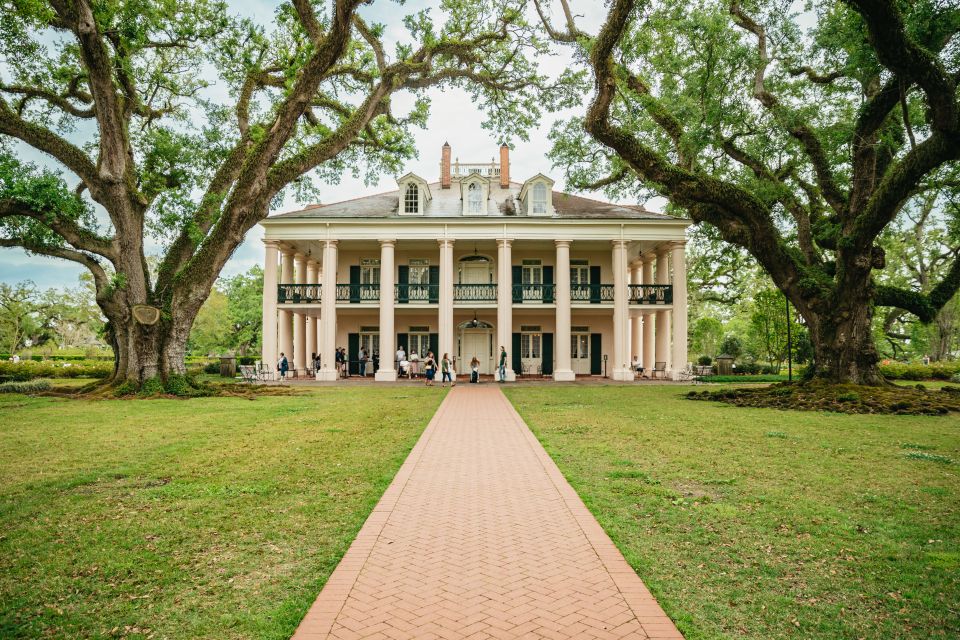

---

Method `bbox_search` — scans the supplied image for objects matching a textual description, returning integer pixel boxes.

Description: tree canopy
[541,0,960,384]
[0,0,567,384]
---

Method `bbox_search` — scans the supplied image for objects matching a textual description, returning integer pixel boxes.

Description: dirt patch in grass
[688,382,960,414]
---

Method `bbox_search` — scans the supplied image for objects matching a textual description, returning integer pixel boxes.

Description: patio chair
[652,361,667,379]
[238,365,258,383]
[674,364,699,383]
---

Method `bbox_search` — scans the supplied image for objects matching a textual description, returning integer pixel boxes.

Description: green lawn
[505,385,960,640]
[0,387,445,639]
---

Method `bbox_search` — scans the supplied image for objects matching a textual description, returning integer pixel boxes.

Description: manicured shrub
[203,362,220,374]
[0,360,112,381]
[0,380,52,393]
[697,355,712,366]
[880,362,960,381]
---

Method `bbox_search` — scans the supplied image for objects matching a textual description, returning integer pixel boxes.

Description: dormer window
[459,174,489,216]
[467,183,483,214]
[404,183,419,213]
[532,183,547,214]
[396,172,431,215]
[519,174,555,216]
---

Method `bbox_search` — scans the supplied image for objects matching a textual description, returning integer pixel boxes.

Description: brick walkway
[292,386,683,639]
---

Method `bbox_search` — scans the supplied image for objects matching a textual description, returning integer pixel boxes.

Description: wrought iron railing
[396,283,439,303]
[512,283,555,303]
[336,284,380,302]
[628,284,672,304]
[277,284,321,303]
[454,283,497,302]
[571,283,615,303]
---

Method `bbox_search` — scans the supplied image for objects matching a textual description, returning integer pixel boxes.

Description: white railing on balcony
[450,161,501,177]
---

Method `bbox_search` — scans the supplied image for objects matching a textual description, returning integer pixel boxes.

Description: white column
[496,239,515,381]
[279,248,294,366]
[554,240,575,381]
[305,259,318,365]
[655,246,671,374]
[630,258,643,367]
[261,241,280,377]
[671,240,688,379]
[611,240,632,381]
[293,253,307,373]
[376,239,397,381]
[642,258,655,376]
[316,240,339,381]
[438,239,455,363]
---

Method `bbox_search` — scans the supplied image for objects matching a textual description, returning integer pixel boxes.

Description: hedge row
[0,360,113,381]
[879,362,960,381]
[0,380,52,393]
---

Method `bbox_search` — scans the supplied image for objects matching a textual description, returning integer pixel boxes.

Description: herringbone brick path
[292,386,683,639]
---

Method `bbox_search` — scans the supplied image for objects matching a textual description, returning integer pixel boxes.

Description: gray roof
[270,181,676,221]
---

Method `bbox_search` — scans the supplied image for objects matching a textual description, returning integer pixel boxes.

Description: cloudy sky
[0,0,620,290]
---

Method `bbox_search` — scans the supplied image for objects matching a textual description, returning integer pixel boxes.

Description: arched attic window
[467,182,483,214]
[404,183,419,213]
[532,182,548,214]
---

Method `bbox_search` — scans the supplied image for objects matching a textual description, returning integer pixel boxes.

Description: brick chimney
[441,142,451,189]
[499,143,510,188]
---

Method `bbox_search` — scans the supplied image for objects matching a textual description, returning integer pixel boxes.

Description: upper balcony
[278,283,672,306]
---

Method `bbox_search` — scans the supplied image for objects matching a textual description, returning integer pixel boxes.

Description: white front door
[520,331,542,375]
[460,330,492,374]
[571,332,590,375]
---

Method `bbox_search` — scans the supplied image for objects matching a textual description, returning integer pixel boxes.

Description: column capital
[378,238,397,247]
[280,245,295,256]
[437,238,455,248]
[670,239,687,249]
[611,239,629,249]
[293,252,307,261]
[554,239,572,248]
[263,239,280,248]
[323,239,338,248]
[497,238,512,248]
[655,244,670,258]
[629,257,644,268]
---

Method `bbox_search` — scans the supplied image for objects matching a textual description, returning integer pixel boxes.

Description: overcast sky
[0,0,625,290]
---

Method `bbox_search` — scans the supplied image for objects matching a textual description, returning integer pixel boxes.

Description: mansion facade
[259,143,691,381]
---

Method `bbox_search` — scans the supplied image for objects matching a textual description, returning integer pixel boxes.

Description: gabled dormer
[519,174,555,216]
[396,173,432,215]
[459,173,490,216]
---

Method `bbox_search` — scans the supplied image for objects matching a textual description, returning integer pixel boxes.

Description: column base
[375,369,397,382]
[611,368,636,382]
[315,368,338,382]
[553,369,576,382]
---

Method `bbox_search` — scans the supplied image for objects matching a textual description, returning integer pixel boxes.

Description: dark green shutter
[590,333,602,375]
[429,265,440,303]
[512,266,522,303]
[512,332,522,374]
[348,333,359,375]
[543,266,554,303]
[429,333,439,358]
[349,265,361,303]
[542,333,553,376]
[396,333,408,359]
[397,265,409,304]
[590,266,602,303]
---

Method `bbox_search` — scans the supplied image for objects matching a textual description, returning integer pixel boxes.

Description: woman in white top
[409,351,420,378]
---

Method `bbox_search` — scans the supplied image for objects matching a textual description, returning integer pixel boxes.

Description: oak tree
[0,0,555,385]
[540,0,960,384]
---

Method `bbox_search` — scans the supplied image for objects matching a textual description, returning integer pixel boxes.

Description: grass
[505,385,960,640]
[0,387,446,639]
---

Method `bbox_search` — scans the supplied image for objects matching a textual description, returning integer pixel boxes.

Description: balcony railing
[396,283,439,303]
[454,283,497,302]
[512,284,555,303]
[336,284,380,302]
[278,282,672,305]
[629,284,672,304]
[278,284,321,303]
[571,283,614,303]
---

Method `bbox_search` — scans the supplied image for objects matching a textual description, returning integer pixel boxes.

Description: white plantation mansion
[259,143,691,381]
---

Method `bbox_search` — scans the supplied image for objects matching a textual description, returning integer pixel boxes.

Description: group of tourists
[276,345,510,385]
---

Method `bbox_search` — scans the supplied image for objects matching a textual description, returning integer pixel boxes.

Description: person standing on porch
[441,353,455,387]
[396,345,406,377]
[278,352,289,381]
[359,347,368,377]
[498,346,508,383]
